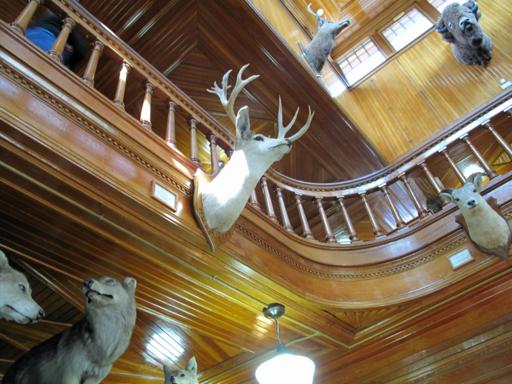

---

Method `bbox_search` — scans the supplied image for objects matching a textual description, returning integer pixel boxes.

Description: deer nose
[83,279,94,289]
[467,199,477,207]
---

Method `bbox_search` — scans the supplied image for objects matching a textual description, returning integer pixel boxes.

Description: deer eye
[473,189,477,193]
[180,373,186,377]
[455,198,460,202]
[253,136,264,142]
[19,284,27,294]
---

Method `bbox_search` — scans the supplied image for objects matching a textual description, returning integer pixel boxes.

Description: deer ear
[163,366,171,380]
[187,356,198,375]
[0,250,10,271]
[436,19,455,43]
[467,172,484,192]
[123,277,137,291]
[236,106,252,141]
[439,189,455,203]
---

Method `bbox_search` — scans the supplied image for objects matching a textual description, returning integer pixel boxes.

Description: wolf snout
[471,36,483,47]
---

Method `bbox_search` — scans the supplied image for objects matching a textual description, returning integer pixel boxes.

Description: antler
[277,96,315,142]
[307,3,318,16]
[207,64,259,125]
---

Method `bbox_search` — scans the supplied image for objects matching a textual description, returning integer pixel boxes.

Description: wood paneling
[336,0,512,162]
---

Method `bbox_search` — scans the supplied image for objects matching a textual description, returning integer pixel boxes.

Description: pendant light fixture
[255,303,316,384]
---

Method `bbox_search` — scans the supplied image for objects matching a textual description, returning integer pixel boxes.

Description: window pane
[338,39,386,85]
[382,8,433,51]
[428,0,465,13]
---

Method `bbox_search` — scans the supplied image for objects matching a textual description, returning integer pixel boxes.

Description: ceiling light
[255,303,316,384]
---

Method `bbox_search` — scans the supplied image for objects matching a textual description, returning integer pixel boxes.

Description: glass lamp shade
[255,352,315,384]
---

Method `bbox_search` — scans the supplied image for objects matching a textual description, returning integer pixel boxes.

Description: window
[338,39,386,85]
[428,0,466,13]
[382,8,433,51]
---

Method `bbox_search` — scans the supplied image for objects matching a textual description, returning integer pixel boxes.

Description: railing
[7,0,512,247]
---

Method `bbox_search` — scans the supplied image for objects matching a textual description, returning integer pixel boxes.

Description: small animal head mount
[207,64,314,169]
[439,172,485,211]
[306,3,350,38]
[164,356,199,384]
[436,1,484,47]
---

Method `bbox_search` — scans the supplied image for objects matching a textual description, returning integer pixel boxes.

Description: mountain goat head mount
[298,3,350,77]
[436,1,493,66]
[193,64,314,250]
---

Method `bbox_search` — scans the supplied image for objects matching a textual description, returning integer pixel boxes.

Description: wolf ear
[0,250,10,271]
[436,19,455,43]
[463,1,481,20]
[467,172,484,192]
[123,277,137,291]
[187,356,198,375]
[439,189,455,203]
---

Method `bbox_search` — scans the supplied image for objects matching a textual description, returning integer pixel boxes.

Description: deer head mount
[193,64,314,250]
[298,3,350,77]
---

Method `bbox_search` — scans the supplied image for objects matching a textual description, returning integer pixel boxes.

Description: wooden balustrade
[295,195,314,240]
[381,184,405,228]
[276,187,294,233]
[399,174,428,218]
[166,101,177,148]
[485,122,512,158]
[360,193,383,237]
[460,135,496,178]
[113,61,130,109]
[420,162,443,193]
[316,198,335,243]
[208,134,219,174]
[337,197,358,241]
[48,17,75,62]
[140,82,154,131]
[440,148,465,183]
[11,0,43,35]
[82,41,103,87]
[189,118,199,165]
[261,177,277,223]
[249,190,261,210]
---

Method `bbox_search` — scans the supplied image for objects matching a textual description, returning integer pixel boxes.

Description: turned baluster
[440,148,465,183]
[82,41,104,87]
[485,122,512,158]
[249,189,261,210]
[460,135,496,178]
[113,61,130,109]
[295,195,314,240]
[189,118,199,165]
[276,187,294,232]
[140,82,153,131]
[316,197,335,243]
[420,162,443,193]
[261,177,277,223]
[11,0,44,35]
[399,174,428,218]
[337,197,358,241]
[208,134,219,174]
[48,17,75,62]
[360,193,383,237]
[381,184,405,228]
[165,101,177,148]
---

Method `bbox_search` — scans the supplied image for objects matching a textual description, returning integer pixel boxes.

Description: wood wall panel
[337,0,512,162]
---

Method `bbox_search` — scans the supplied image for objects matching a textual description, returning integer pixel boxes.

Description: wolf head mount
[298,3,350,77]
[164,356,199,384]
[3,276,137,384]
[193,65,314,250]
[436,1,493,66]
[0,250,44,324]
[440,173,511,259]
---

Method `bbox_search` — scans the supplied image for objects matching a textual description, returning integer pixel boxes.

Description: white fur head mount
[439,172,485,210]
[164,356,199,384]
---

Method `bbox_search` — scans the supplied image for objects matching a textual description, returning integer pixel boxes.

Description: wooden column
[82,41,104,87]
[261,177,277,223]
[399,174,428,218]
[11,0,43,35]
[166,101,176,148]
[249,190,261,210]
[485,122,512,158]
[461,135,496,178]
[420,162,442,193]
[48,17,75,62]
[337,197,358,241]
[440,148,465,183]
[113,61,130,109]
[208,134,219,174]
[295,195,314,240]
[316,198,335,243]
[381,184,405,228]
[276,187,294,232]
[360,193,383,237]
[189,118,199,165]
[140,82,154,131]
